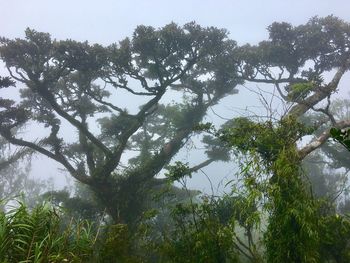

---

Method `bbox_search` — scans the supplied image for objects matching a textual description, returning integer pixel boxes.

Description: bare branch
[188,159,215,173]
[243,76,304,84]
[311,95,337,125]
[89,94,125,113]
[106,77,156,96]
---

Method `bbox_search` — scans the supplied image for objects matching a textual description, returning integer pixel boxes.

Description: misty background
[1,0,349,194]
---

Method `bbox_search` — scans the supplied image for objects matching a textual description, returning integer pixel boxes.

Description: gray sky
[1,0,350,193]
[2,0,350,44]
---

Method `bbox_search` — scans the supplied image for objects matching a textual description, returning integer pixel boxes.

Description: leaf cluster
[0,201,98,262]
[330,127,350,152]
[218,117,312,165]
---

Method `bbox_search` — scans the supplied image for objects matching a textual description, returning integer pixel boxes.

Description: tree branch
[106,77,156,96]
[0,129,90,184]
[298,120,350,159]
[0,147,31,171]
[188,158,216,173]
[79,115,96,173]
[99,91,166,177]
[288,59,350,117]
[34,81,113,157]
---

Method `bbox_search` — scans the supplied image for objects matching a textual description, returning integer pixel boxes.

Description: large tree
[1,16,350,228]
[236,16,350,147]
[0,23,239,224]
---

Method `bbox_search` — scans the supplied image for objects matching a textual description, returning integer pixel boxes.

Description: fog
[1,0,349,194]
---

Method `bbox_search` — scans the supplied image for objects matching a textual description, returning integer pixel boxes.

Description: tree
[0,23,240,224]
[236,16,350,151]
[214,16,350,262]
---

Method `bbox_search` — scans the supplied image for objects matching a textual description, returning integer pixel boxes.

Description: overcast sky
[1,0,350,193]
[2,0,350,44]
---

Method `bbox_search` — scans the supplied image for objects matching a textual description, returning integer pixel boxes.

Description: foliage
[0,23,240,224]
[41,188,103,221]
[133,187,264,263]
[99,224,140,263]
[238,15,350,81]
[165,161,191,181]
[318,214,350,262]
[0,138,47,211]
[213,112,350,262]
[0,200,98,262]
[265,148,320,262]
[154,197,240,263]
[218,117,321,262]
[286,82,315,101]
[218,116,313,165]
[330,127,350,152]
[1,16,350,262]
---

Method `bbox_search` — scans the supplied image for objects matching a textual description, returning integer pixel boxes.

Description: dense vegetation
[1,16,350,262]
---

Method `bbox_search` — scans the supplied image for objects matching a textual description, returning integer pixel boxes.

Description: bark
[298,120,350,160]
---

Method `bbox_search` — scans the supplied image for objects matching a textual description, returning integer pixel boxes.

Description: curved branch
[100,91,166,177]
[0,129,91,184]
[34,81,113,157]
[89,95,124,113]
[298,120,350,159]
[106,77,156,96]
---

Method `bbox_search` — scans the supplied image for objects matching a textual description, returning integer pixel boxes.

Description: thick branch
[79,116,95,173]
[188,158,216,173]
[275,83,289,101]
[298,120,350,159]
[34,81,113,157]
[99,91,165,177]
[136,109,210,182]
[288,60,350,117]
[140,128,194,181]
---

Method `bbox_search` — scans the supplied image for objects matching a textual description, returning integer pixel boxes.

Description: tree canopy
[0,16,350,226]
[0,23,240,223]
[1,15,350,262]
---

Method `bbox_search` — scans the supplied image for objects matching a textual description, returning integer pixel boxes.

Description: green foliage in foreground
[2,192,350,262]
[1,123,350,263]
[0,201,98,263]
